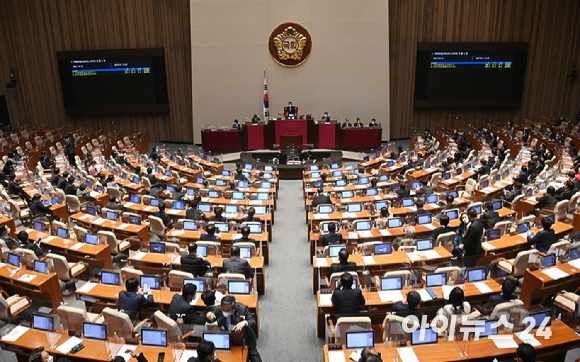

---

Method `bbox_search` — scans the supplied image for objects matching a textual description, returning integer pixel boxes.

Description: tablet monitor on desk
[332,170,343,178]
[232,192,244,200]
[261,182,272,189]
[476,319,499,338]
[517,222,530,234]
[208,190,219,198]
[445,210,459,220]
[486,229,501,241]
[34,221,44,232]
[130,195,141,203]
[374,243,392,255]
[186,188,196,196]
[203,332,232,350]
[482,180,489,188]
[400,157,406,163]
[336,180,347,187]
[239,247,252,259]
[380,277,402,291]
[411,182,421,190]
[541,254,556,269]
[526,188,534,197]
[253,206,267,215]
[390,185,400,192]
[196,178,205,184]
[129,215,142,225]
[150,198,160,207]
[34,260,48,274]
[443,172,451,180]
[310,165,318,171]
[379,175,389,182]
[132,177,140,184]
[359,177,369,185]
[492,200,503,210]
[331,164,340,169]
[416,238,433,251]
[33,313,54,332]
[347,203,362,213]
[570,247,580,261]
[345,331,374,349]
[387,218,403,229]
[197,246,207,257]
[426,194,438,204]
[214,223,229,233]
[244,164,253,170]
[106,211,117,220]
[544,214,555,223]
[387,161,394,167]
[467,267,487,283]
[183,221,197,231]
[199,203,211,212]
[225,205,238,214]
[526,309,551,329]
[101,270,120,286]
[456,168,463,176]
[7,253,20,267]
[265,165,274,171]
[247,224,262,234]
[165,170,172,177]
[355,220,372,231]
[472,205,482,214]
[411,327,438,346]
[141,275,160,290]
[402,198,414,207]
[85,233,98,245]
[426,272,446,287]
[425,162,431,169]
[142,329,168,347]
[256,192,269,202]
[237,181,249,188]
[263,173,273,179]
[184,279,204,291]
[228,280,251,295]
[150,242,165,254]
[366,188,378,196]
[375,201,388,210]
[83,322,107,341]
[216,180,226,187]
[121,173,128,180]
[342,190,354,198]
[173,201,185,210]
[447,190,458,198]
[311,172,321,179]
[417,214,432,225]
[494,174,502,183]
[328,246,345,258]
[86,206,97,216]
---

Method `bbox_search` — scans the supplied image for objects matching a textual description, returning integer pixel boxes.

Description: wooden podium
[280,134,303,146]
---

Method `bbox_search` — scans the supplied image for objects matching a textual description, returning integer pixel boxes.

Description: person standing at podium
[251,114,260,123]
[284,101,297,119]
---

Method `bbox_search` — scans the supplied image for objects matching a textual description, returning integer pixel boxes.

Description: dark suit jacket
[529,228,556,252]
[476,165,490,176]
[186,208,205,221]
[432,225,455,242]
[149,151,160,161]
[30,199,52,215]
[212,302,258,350]
[57,178,68,190]
[7,181,24,198]
[209,215,227,222]
[65,138,75,155]
[145,174,160,185]
[321,232,343,246]
[514,172,529,185]
[223,256,251,277]
[106,202,124,211]
[480,211,500,228]
[419,185,433,196]
[331,288,365,315]
[0,234,19,249]
[152,210,171,226]
[49,173,61,186]
[118,291,154,319]
[199,234,219,241]
[329,261,357,278]
[479,293,518,315]
[181,254,211,276]
[412,208,431,218]
[241,215,262,223]
[463,219,484,265]
[536,193,557,209]
[172,192,185,201]
[63,183,78,196]
[312,194,332,208]
[395,189,411,199]
[393,301,425,319]
[504,189,521,203]
[557,189,574,201]
[168,294,205,324]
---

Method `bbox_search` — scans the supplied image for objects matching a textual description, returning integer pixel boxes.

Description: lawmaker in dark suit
[418,178,433,196]
[460,208,484,267]
[223,245,251,277]
[7,175,25,199]
[393,291,425,319]
[168,284,205,324]
[29,194,53,216]
[342,118,353,129]
[528,217,556,252]
[181,244,211,277]
[479,202,500,229]
[63,176,78,196]
[64,133,76,166]
[321,112,331,122]
[185,340,223,362]
[209,207,227,222]
[206,296,261,362]
[49,168,62,186]
[152,202,172,227]
[57,171,69,190]
[412,200,431,220]
[513,166,530,185]
[118,278,154,320]
[557,181,575,201]
[199,224,220,241]
[431,215,454,241]
[237,226,256,245]
[329,248,357,277]
[369,119,378,127]
[503,181,523,203]
[186,200,205,221]
[312,188,332,208]
[475,159,490,176]
[353,118,364,128]
[536,186,557,209]
[394,183,411,199]
[477,279,517,315]
[321,222,343,246]
[241,207,262,224]
[232,119,241,129]
[332,272,365,316]
[106,196,124,211]
[149,147,161,162]
[172,185,185,201]
[284,102,297,119]
[145,167,161,185]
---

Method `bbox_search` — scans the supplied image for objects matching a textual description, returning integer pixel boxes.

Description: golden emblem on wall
[268,22,312,67]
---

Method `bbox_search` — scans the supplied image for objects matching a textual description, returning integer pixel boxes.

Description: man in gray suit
[223,245,251,277]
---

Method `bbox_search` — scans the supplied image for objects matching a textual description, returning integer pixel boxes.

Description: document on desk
[423,250,441,260]
[417,289,433,301]
[171,230,185,236]
[515,332,542,347]
[56,336,83,354]
[44,236,57,242]
[70,243,84,250]
[132,251,147,260]
[89,191,101,198]
[489,334,519,349]
[341,198,352,203]
[473,282,493,294]
[0,262,6,269]
[328,351,346,362]
[541,267,569,280]
[397,347,419,362]
[348,232,359,239]
[334,187,345,191]
[407,206,417,212]
[144,206,154,212]
[569,259,580,269]
[179,350,198,362]
[407,252,421,261]
[313,214,329,220]
[423,224,437,230]
[358,231,373,238]
[315,258,328,267]
[93,218,106,225]
[481,241,496,250]
[342,212,357,218]
[114,345,137,362]
[355,185,366,189]
[124,202,134,208]
[250,200,263,205]
[167,209,180,215]
[319,294,333,306]
[442,285,456,300]
[379,229,391,236]
[79,214,91,220]
[378,290,404,302]
[1,325,29,342]
[17,274,37,282]
[362,256,376,265]
[189,294,200,306]
[77,282,97,293]
[374,196,383,201]
[229,200,238,204]
[117,223,131,230]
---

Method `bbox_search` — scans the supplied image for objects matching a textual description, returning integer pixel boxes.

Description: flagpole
[263,70,270,122]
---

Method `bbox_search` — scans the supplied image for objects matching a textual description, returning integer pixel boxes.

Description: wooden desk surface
[312,247,453,268]
[71,212,149,235]
[310,224,443,243]
[128,251,264,269]
[165,229,269,242]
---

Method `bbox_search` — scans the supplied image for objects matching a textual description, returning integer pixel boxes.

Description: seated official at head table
[331,272,365,315]
[329,248,357,277]
[118,277,155,320]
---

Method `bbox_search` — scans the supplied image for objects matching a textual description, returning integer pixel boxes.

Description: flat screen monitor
[203,332,232,350]
[472,205,482,214]
[541,254,556,269]
[411,327,438,346]
[7,253,20,267]
[232,192,244,200]
[208,190,219,198]
[244,164,253,170]
[150,199,160,207]
[380,175,389,181]
[328,246,345,258]
[426,272,447,287]
[318,205,333,214]
[133,177,140,184]
[347,203,362,213]
[544,214,555,223]
[183,279,204,291]
[265,166,274,171]
[363,156,370,162]
[141,275,161,290]
[216,180,226,187]
[482,180,489,188]
[342,190,354,198]
[141,329,168,347]
[445,210,459,220]
[34,260,48,274]
[416,238,433,251]
[57,227,69,239]
[183,221,197,231]
[239,247,252,259]
[165,170,172,177]
[355,220,372,231]
[149,242,165,254]
[411,182,421,190]
[387,161,394,167]
[122,173,128,180]
[417,214,432,225]
[86,206,97,216]
[130,195,141,203]
[214,222,229,233]
[456,168,463,176]
[228,280,251,295]
[85,233,98,245]
[345,331,374,349]
[106,211,117,220]
[336,180,347,187]
[402,198,414,207]
[570,247,580,261]
[34,221,44,231]
[33,313,54,332]
[186,188,196,196]
[199,203,211,212]
[526,309,551,329]
[247,224,262,234]
[359,177,369,185]
[253,206,267,215]
[387,218,403,229]
[173,201,185,210]
[443,172,451,180]
[225,205,238,214]
[492,201,503,210]
[196,246,207,257]
[129,215,142,225]
[380,277,402,291]
[467,267,487,283]
[321,222,339,233]
[374,243,392,255]
[237,181,249,188]
[426,194,438,204]
[331,164,340,169]
[261,182,272,189]
[447,190,458,198]
[375,201,388,210]
[400,156,406,163]
[197,178,204,184]
[366,188,378,196]
[476,319,499,338]
[101,270,120,285]
[257,192,269,200]
[222,170,230,176]
[83,322,107,341]
[311,172,321,179]
[333,170,343,177]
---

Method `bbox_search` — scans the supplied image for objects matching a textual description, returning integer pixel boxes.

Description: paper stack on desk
[114,345,137,362]
[313,214,329,220]
[481,242,496,250]
[328,351,346,362]
[358,231,373,238]
[56,336,83,354]
[93,218,106,225]
[118,223,130,230]
[473,282,493,294]
[77,282,97,293]
[569,259,580,269]
[378,290,404,302]
[515,332,541,346]
[423,224,437,230]
[489,334,518,349]
[348,232,359,239]
[315,258,328,267]
[132,251,147,260]
[17,274,37,282]
[417,289,433,301]
[397,347,419,362]
[379,229,391,236]
[1,326,29,342]
[423,250,440,259]
[362,256,376,265]
[342,212,357,218]
[70,243,84,250]
[407,252,421,261]
[319,294,333,306]
[179,350,198,362]
[541,267,569,280]
[144,206,154,211]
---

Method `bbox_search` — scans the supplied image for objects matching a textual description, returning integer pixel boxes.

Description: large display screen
[414,43,528,108]
[57,48,169,115]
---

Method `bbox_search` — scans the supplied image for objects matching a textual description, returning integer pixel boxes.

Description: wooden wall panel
[0,0,192,143]
[389,0,580,140]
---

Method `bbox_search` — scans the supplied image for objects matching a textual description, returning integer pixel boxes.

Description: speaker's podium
[274,134,312,165]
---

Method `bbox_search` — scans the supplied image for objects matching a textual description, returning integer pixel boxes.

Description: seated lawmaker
[331,272,365,315]
[118,277,154,320]
[152,202,171,227]
[232,119,241,130]
[503,181,523,203]
[329,248,357,277]
[149,146,161,162]
[369,119,378,127]
[181,243,211,277]
[241,207,262,223]
[29,347,73,362]
[480,202,500,228]
[50,167,62,186]
[312,188,332,208]
[393,291,425,319]
[321,222,343,246]
[0,224,18,249]
[412,200,431,220]
[29,194,53,216]
[536,186,557,209]
[63,176,78,195]
[528,217,556,252]
[186,340,223,362]
[7,174,25,199]
[186,199,205,221]
[342,118,353,129]
[477,279,517,315]
[172,185,185,201]
[223,245,251,277]
[168,283,205,324]
[353,118,364,128]
[394,183,411,199]
[432,215,454,241]
[106,196,124,211]
[209,207,227,222]
[237,226,256,244]
[200,224,220,241]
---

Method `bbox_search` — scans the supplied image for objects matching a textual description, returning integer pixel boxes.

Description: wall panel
[390,0,580,140]
[0,0,192,143]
